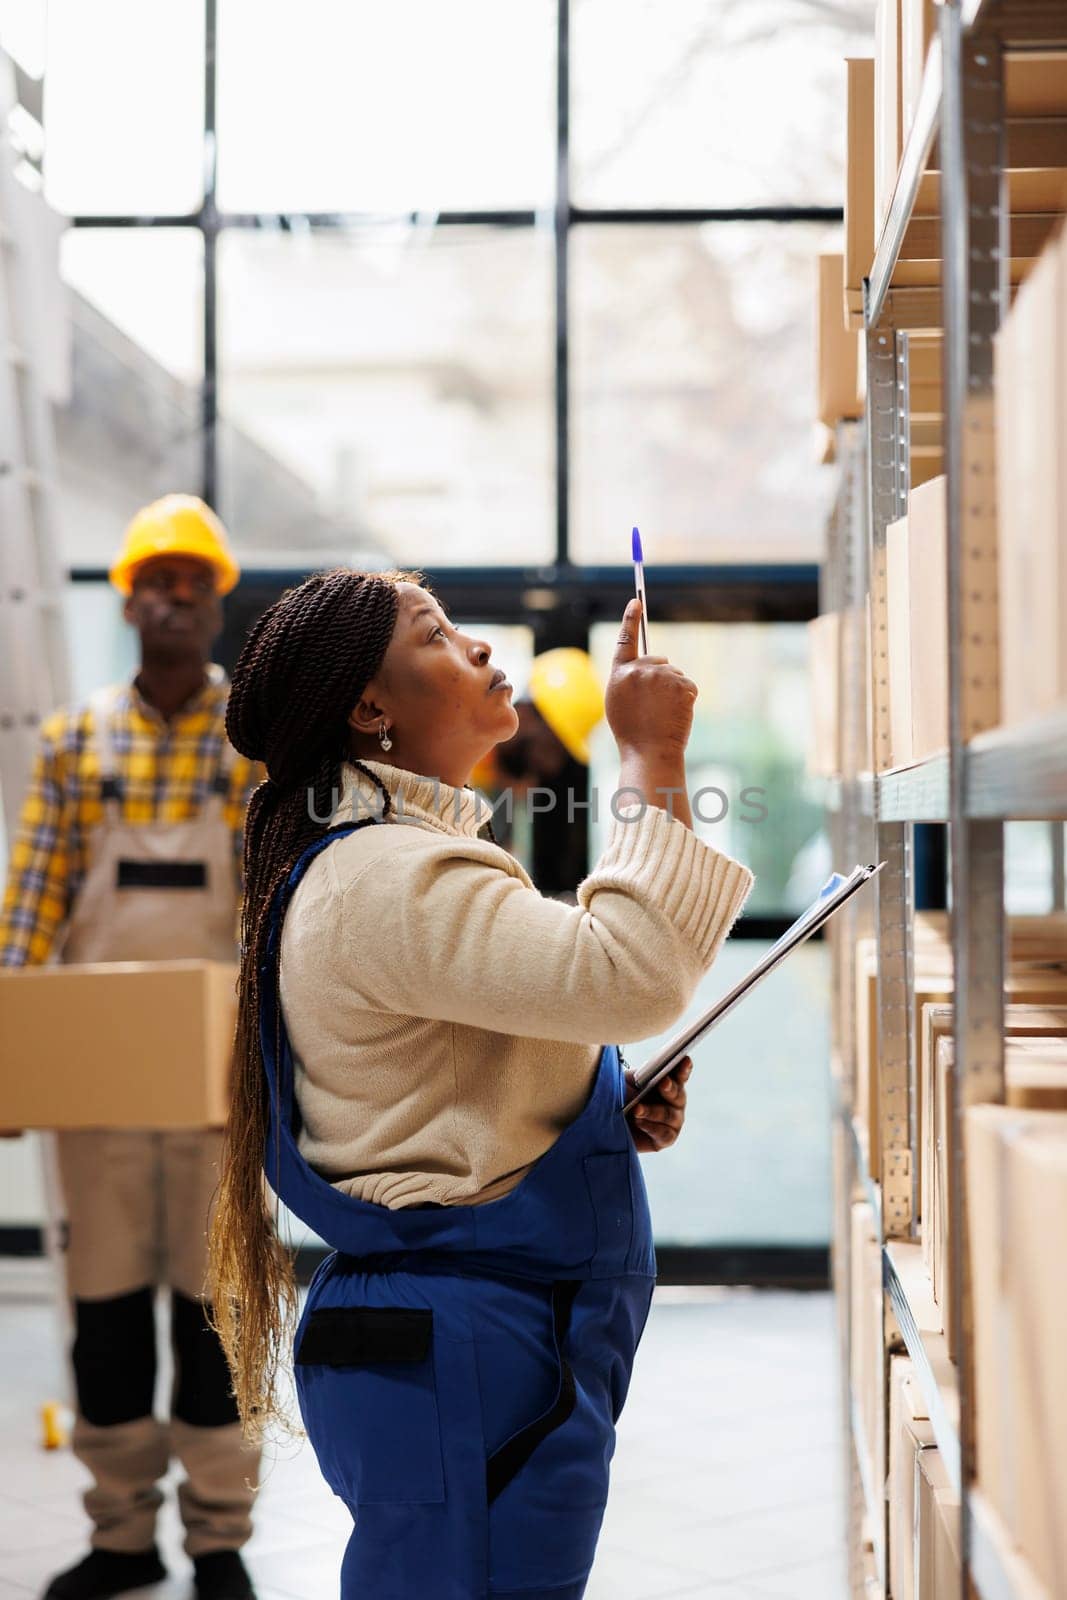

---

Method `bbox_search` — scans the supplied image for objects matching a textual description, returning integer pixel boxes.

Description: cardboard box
[1007,1117,1067,1592]
[850,1200,886,1508]
[935,1033,1067,1358]
[996,228,1067,728]
[842,597,872,778]
[906,476,948,761]
[856,951,1067,1181]
[966,1104,1019,1538]
[889,1358,936,1600]
[916,1445,961,1600]
[845,58,876,328]
[966,1105,1067,1584]
[1006,51,1067,115]
[817,254,864,427]
[919,1001,1067,1280]
[880,480,948,770]
[886,513,913,769]
[864,594,873,772]
[807,611,841,777]
[901,0,939,147]
[0,961,237,1128]
[875,0,903,232]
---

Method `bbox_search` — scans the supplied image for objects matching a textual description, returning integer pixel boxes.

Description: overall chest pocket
[294,1306,445,1506]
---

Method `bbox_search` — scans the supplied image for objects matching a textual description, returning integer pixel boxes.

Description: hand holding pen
[631,527,649,655]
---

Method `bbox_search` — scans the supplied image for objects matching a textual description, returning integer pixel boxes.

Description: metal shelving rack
[823,3,1067,1596]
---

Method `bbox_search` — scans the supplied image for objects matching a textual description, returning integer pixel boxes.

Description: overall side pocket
[295,1306,446,1505]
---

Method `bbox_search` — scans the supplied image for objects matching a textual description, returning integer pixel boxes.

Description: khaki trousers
[55,1129,258,1557]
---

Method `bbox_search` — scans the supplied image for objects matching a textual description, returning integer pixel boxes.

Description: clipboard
[621,861,885,1113]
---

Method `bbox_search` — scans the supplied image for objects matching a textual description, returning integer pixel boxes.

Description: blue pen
[631,527,649,656]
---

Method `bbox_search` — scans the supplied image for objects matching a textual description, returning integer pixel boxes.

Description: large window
[31,0,878,1259]
[571,0,869,208]
[43,0,873,568]
[216,0,557,213]
[572,224,839,563]
[217,228,554,564]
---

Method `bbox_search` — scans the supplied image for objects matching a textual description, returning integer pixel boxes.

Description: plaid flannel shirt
[0,664,263,968]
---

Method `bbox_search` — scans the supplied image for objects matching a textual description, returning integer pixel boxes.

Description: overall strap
[209,728,240,810]
[86,685,125,815]
[486,1279,582,1503]
[262,819,384,1130]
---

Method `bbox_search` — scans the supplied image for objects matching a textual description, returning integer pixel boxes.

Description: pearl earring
[378,721,393,752]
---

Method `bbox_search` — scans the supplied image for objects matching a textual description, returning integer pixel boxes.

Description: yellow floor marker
[41,1401,68,1450]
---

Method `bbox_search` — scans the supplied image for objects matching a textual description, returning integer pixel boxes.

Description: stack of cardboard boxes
[851,914,1067,1183]
[851,912,1067,1590]
[966,1106,1067,1594]
[876,225,1067,770]
[925,1023,1067,1359]
[888,1357,960,1600]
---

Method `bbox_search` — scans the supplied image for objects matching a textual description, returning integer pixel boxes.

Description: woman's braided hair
[209,565,425,1435]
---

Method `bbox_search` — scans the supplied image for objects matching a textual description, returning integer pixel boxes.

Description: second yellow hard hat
[109,495,241,596]
[528,648,605,765]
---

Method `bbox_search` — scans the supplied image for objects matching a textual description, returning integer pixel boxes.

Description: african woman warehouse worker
[209,568,756,1600]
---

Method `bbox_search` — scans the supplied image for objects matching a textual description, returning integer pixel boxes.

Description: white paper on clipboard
[621,860,884,1113]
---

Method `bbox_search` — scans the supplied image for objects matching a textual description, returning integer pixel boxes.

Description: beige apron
[54,681,256,1558]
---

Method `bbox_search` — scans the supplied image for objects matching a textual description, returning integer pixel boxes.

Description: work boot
[42,1547,167,1598]
[192,1552,255,1600]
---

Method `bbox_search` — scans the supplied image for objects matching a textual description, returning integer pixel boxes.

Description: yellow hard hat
[527,648,605,765]
[109,495,241,596]
[468,753,499,791]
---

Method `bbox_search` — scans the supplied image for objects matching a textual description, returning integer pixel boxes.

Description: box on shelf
[901,0,938,148]
[818,254,864,428]
[889,1357,936,1600]
[995,226,1067,729]
[886,513,913,768]
[855,944,1067,1181]
[882,480,947,771]
[0,961,237,1129]
[832,1117,852,1357]
[1005,50,1067,115]
[908,447,944,488]
[850,1200,885,1508]
[966,1105,1067,1591]
[929,1033,1067,1359]
[919,1001,1067,1288]
[916,1444,961,1600]
[905,476,948,761]
[875,0,903,233]
[807,611,841,778]
[1008,1115,1067,1593]
[864,595,873,772]
[845,58,876,330]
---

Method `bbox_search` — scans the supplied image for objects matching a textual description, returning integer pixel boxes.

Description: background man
[0,496,262,1600]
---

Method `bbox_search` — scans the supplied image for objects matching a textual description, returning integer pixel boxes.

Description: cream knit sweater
[279,758,756,1209]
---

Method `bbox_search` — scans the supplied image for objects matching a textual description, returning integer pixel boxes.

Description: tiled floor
[0,1268,846,1600]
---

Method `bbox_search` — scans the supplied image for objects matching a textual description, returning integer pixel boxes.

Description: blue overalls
[260,823,657,1599]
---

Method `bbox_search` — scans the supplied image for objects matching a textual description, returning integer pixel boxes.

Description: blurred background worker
[0,497,262,1600]
[471,648,605,897]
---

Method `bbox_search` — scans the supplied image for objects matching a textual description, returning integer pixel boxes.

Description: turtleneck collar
[335,758,495,840]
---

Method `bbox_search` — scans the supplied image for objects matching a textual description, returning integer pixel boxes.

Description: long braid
[209,566,421,1437]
